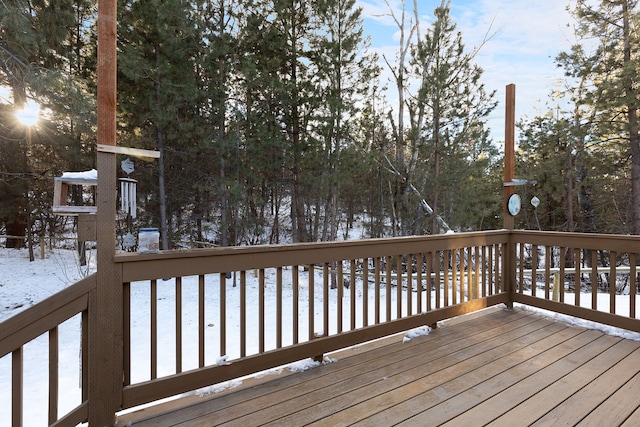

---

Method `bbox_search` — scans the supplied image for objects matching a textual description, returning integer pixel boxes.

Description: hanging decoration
[119,158,137,250]
[119,177,137,218]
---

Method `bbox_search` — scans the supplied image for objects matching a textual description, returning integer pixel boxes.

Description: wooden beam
[90,0,122,420]
[504,83,516,230]
[97,144,160,160]
[504,84,516,305]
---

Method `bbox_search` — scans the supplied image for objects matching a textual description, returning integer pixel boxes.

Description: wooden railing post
[89,0,122,421]
[504,84,516,307]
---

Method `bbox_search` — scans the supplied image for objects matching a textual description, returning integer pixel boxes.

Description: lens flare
[15,99,40,126]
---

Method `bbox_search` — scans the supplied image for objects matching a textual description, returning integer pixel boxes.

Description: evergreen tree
[557,0,640,234]
[308,0,380,241]
[235,4,290,244]
[118,0,202,248]
[406,0,496,234]
[0,0,93,249]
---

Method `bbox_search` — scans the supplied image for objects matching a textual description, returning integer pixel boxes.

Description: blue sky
[357,0,577,142]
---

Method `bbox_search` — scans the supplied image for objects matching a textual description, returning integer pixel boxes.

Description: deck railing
[2,229,640,425]
[511,230,640,333]
[116,230,509,410]
[0,274,94,427]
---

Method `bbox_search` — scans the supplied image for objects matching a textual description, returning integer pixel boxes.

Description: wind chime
[119,158,137,249]
[119,178,137,218]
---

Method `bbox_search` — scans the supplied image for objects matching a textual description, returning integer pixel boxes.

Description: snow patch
[403,325,432,342]
[216,355,231,366]
[288,356,336,372]
[195,380,242,397]
[61,169,98,181]
[516,303,640,342]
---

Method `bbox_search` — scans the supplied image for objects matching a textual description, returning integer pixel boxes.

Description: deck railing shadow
[2,229,640,426]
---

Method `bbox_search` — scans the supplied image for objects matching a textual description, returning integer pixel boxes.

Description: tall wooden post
[89,0,122,422]
[504,84,516,306]
[504,84,516,230]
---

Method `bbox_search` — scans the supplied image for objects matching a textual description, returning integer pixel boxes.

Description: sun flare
[15,99,41,126]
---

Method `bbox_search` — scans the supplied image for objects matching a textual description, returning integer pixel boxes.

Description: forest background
[0,0,639,251]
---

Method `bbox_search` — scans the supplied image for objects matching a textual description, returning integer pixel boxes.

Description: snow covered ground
[2,246,640,426]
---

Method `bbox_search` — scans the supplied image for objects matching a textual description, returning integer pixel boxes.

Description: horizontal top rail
[114,230,510,282]
[511,230,640,253]
[0,273,96,358]
[523,266,633,275]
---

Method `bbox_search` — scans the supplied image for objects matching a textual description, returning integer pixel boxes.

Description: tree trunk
[622,0,640,234]
[157,126,170,250]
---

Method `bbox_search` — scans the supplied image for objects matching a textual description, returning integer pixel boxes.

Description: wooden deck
[116,306,640,426]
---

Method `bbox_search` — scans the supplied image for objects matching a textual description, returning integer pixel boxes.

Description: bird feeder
[53,169,98,215]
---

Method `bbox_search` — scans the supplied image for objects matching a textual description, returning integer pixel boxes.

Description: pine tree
[406,0,496,234]
[557,0,640,234]
[308,0,380,241]
[118,0,203,248]
[0,0,89,249]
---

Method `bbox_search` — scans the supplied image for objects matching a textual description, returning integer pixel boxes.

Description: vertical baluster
[468,248,474,300]
[323,263,329,338]
[426,253,432,311]
[482,246,488,297]
[276,267,282,349]
[559,247,566,302]
[407,254,413,316]
[631,254,637,318]
[591,251,598,310]
[460,248,466,302]
[396,254,402,319]
[259,269,265,352]
[473,247,479,300]
[494,244,501,293]
[293,266,299,345]
[309,264,315,340]
[436,251,443,309]
[374,257,381,324]
[362,258,369,327]
[220,273,227,359]
[531,245,538,298]
[350,259,356,330]
[545,247,551,300]
[461,248,467,302]
[519,244,525,293]
[175,277,182,374]
[458,249,463,303]
[123,282,131,385]
[610,252,617,314]
[487,246,493,295]
[574,249,581,307]
[451,249,457,305]
[462,248,468,301]
[338,262,344,333]
[199,275,206,367]
[417,254,423,313]
[49,326,58,425]
[12,347,22,427]
[151,279,157,379]
[241,270,247,356]
[82,309,88,402]
[385,256,392,321]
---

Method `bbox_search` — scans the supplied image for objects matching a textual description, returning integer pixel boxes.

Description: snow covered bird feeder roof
[53,169,98,215]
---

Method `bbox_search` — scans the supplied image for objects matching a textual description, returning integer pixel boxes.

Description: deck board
[116,307,640,426]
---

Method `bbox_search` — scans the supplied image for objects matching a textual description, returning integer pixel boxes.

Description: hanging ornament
[121,158,135,175]
[119,177,138,218]
[122,232,136,249]
[531,196,540,209]
[119,157,137,218]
